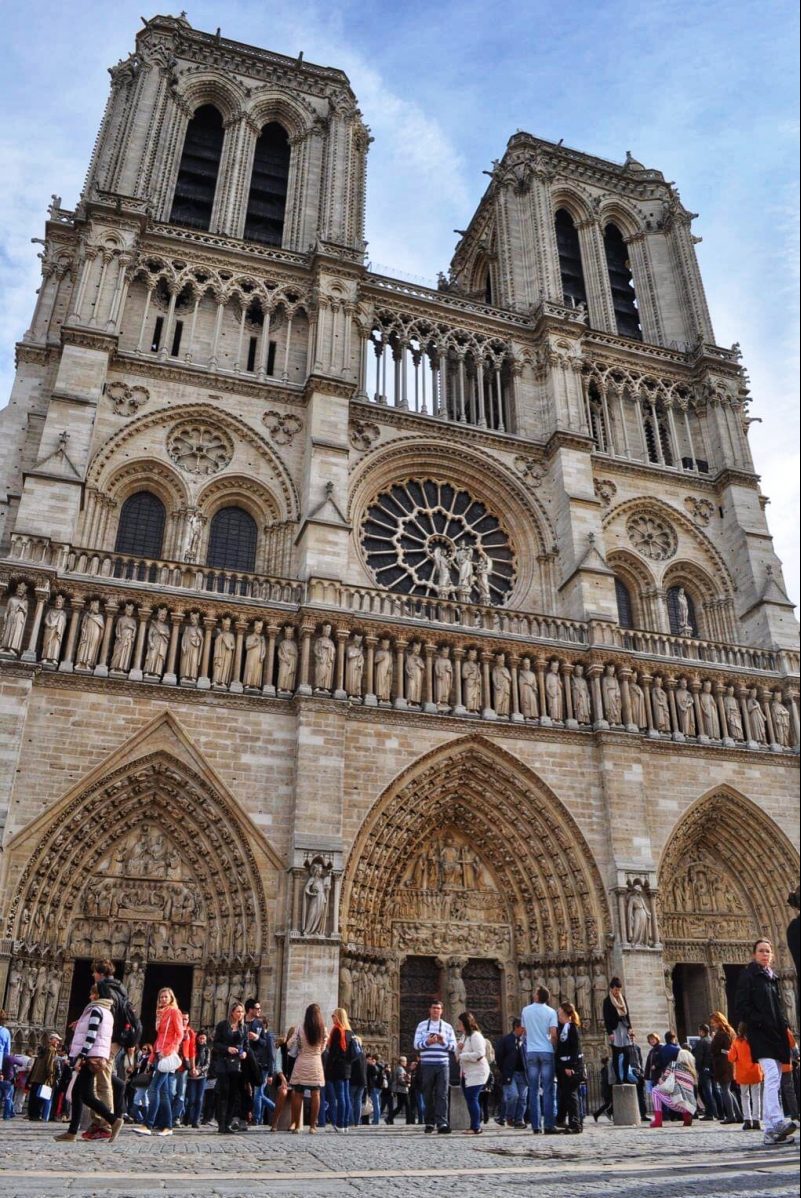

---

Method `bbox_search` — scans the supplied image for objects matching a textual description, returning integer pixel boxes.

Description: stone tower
[0,15,797,1056]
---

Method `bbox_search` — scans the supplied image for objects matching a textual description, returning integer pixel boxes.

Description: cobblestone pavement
[0,1120,798,1197]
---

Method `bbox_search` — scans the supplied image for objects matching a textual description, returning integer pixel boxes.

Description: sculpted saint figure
[699,679,720,737]
[345,634,365,696]
[626,881,651,946]
[571,664,591,725]
[109,601,137,672]
[313,623,336,690]
[771,691,791,747]
[675,678,696,736]
[41,594,68,664]
[44,971,60,1028]
[144,606,170,676]
[629,672,647,729]
[545,659,564,720]
[74,598,105,670]
[431,545,455,598]
[374,637,393,701]
[747,687,767,743]
[180,610,203,681]
[302,861,331,936]
[676,586,692,634]
[574,972,591,1025]
[475,556,491,605]
[433,646,453,707]
[1,582,28,654]
[276,626,298,691]
[492,652,511,716]
[722,685,743,740]
[183,510,203,563]
[462,647,482,712]
[243,620,266,689]
[405,641,424,704]
[519,656,538,719]
[602,664,622,724]
[455,545,475,599]
[652,676,671,733]
[212,616,236,686]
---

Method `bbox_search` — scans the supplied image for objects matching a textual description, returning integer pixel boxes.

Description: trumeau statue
[374,637,393,701]
[434,646,453,707]
[602,664,621,724]
[345,633,364,696]
[144,606,170,676]
[747,687,767,743]
[652,676,671,733]
[519,656,538,719]
[314,623,335,690]
[462,647,481,712]
[212,616,235,686]
[545,659,564,720]
[405,641,424,704]
[302,858,332,936]
[571,664,591,724]
[492,652,511,716]
[276,626,297,691]
[699,679,720,738]
[110,602,137,672]
[74,598,105,670]
[180,610,203,681]
[41,594,67,664]
[675,678,696,735]
[1,582,28,655]
[243,620,266,689]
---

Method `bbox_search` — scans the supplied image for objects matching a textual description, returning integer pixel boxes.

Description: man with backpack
[87,959,141,1140]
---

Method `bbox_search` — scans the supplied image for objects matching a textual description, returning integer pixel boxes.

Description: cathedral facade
[0,14,798,1058]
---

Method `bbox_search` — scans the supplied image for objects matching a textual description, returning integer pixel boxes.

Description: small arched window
[667,585,699,637]
[115,492,166,559]
[615,577,635,629]
[555,209,587,309]
[603,223,641,340]
[244,123,290,245]
[170,105,224,231]
[484,269,493,306]
[206,506,258,573]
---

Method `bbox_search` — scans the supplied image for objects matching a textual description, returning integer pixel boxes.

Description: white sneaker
[156,1128,173,1137]
[131,1125,151,1136]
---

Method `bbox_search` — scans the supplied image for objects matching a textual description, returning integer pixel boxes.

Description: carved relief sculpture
[652,676,671,733]
[519,656,538,719]
[243,620,266,689]
[109,602,137,672]
[771,692,791,747]
[302,858,332,936]
[313,623,336,690]
[180,610,203,681]
[374,638,393,701]
[462,648,482,712]
[723,685,744,740]
[405,641,424,705]
[212,616,235,686]
[74,598,105,670]
[602,664,622,724]
[545,659,564,720]
[625,878,652,947]
[629,673,647,729]
[345,634,365,696]
[41,594,67,664]
[492,652,511,716]
[434,646,453,708]
[675,678,696,735]
[144,607,170,676]
[571,664,591,724]
[276,626,298,691]
[747,688,768,744]
[626,513,677,561]
[1,582,29,655]
[699,680,720,738]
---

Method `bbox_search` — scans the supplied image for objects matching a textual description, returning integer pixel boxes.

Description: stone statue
[747,687,767,743]
[276,626,298,691]
[492,652,511,716]
[652,676,671,733]
[5,963,22,1017]
[574,971,591,1025]
[43,971,60,1028]
[183,510,203,563]
[1,582,28,655]
[771,691,791,747]
[699,680,720,738]
[180,610,203,681]
[722,685,743,740]
[455,545,475,600]
[212,616,235,686]
[41,594,67,664]
[592,972,607,1029]
[243,620,266,689]
[313,623,335,690]
[302,860,331,936]
[214,975,229,1024]
[675,678,696,735]
[31,963,48,1024]
[431,545,455,599]
[545,659,564,720]
[447,964,467,1014]
[126,959,144,1010]
[519,656,538,719]
[664,967,677,1032]
[571,664,591,724]
[345,634,364,696]
[602,664,622,724]
[109,602,137,672]
[339,963,353,1009]
[462,647,482,712]
[626,880,651,946]
[434,646,453,707]
[74,598,105,670]
[629,673,647,729]
[143,606,170,676]
[475,555,491,605]
[405,641,424,704]
[374,637,393,701]
[676,586,692,634]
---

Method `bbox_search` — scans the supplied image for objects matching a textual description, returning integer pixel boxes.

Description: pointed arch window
[614,577,635,629]
[667,585,699,637]
[206,506,257,573]
[170,105,224,231]
[604,223,641,340]
[114,491,166,559]
[644,405,675,466]
[555,209,587,308]
[244,122,290,245]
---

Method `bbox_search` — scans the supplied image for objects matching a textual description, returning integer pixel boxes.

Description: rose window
[626,513,677,561]
[361,478,515,604]
[167,420,233,476]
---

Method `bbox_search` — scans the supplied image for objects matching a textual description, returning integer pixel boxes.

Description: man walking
[521,986,559,1135]
[496,1018,528,1127]
[692,1023,719,1120]
[87,960,131,1140]
[413,999,456,1134]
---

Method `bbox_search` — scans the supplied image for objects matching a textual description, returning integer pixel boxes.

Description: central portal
[398,955,504,1056]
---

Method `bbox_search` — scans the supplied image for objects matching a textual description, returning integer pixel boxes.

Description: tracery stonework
[167,419,234,475]
[626,512,677,561]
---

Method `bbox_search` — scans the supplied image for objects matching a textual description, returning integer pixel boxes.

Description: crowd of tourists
[1,937,798,1149]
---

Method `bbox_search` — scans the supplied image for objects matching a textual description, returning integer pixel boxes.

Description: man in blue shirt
[521,986,559,1134]
[413,999,457,1133]
[0,1009,11,1073]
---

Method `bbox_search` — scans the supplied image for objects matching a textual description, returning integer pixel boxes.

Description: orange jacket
[728,1035,763,1086]
[782,1028,797,1075]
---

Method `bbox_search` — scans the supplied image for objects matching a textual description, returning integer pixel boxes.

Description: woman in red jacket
[132,988,183,1136]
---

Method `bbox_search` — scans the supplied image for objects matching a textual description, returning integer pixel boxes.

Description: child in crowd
[0,1071,15,1119]
[728,1022,763,1130]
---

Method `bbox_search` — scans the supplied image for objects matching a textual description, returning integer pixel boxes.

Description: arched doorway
[1,725,275,1052]
[658,787,799,1040]
[340,737,611,1060]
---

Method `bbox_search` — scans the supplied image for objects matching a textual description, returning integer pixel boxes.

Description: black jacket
[555,1022,584,1077]
[495,1032,527,1083]
[602,995,631,1037]
[325,1029,356,1081]
[212,1020,248,1075]
[734,960,791,1064]
[245,1018,275,1074]
[692,1036,713,1072]
[350,1046,367,1088]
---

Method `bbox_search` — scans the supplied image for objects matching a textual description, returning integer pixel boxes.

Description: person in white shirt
[520,986,559,1134]
[412,999,457,1133]
[456,1011,490,1134]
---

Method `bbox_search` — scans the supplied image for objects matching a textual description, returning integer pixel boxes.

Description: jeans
[185,1077,207,1125]
[503,1072,528,1125]
[611,1045,629,1085]
[526,1052,556,1131]
[145,1069,175,1130]
[463,1081,483,1132]
[717,1079,741,1121]
[329,1078,351,1128]
[350,1084,365,1125]
[421,1063,450,1129]
[370,1086,383,1125]
[132,1085,149,1123]
[698,1069,720,1117]
[37,1086,53,1123]
[68,1066,116,1136]
[172,1070,188,1122]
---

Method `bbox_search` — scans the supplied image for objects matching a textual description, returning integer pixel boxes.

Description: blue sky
[1,0,798,606]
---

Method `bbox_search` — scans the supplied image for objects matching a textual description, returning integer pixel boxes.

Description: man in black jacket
[495,1018,528,1127]
[692,1024,719,1120]
[735,938,797,1146]
[243,999,275,1126]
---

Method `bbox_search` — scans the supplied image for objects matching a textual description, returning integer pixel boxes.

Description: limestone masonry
[0,13,798,1060]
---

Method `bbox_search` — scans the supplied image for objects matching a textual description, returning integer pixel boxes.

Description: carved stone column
[618,666,636,733]
[263,623,279,696]
[761,688,781,753]
[691,677,705,742]
[128,605,152,682]
[21,585,49,663]
[393,639,407,709]
[788,689,800,751]
[587,663,608,730]
[666,676,683,741]
[197,616,215,690]
[510,654,523,724]
[334,628,348,700]
[423,643,437,714]
[736,683,756,749]
[481,652,496,720]
[561,661,576,727]
[451,647,465,715]
[363,634,378,707]
[641,672,657,738]
[94,599,118,677]
[163,610,183,686]
[58,599,84,674]
[715,680,734,747]
[535,656,550,726]
[297,623,314,695]
[230,619,247,694]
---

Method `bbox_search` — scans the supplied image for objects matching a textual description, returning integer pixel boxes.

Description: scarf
[559,1022,571,1042]
[609,990,628,1018]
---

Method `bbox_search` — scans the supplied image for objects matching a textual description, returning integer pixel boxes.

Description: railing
[621,628,782,674]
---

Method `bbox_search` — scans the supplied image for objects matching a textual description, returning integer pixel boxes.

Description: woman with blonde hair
[132,988,183,1136]
[324,1007,356,1131]
[709,1011,741,1124]
[212,1000,248,1135]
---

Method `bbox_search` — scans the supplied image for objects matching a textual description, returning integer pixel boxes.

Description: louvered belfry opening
[555,209,588,309]
[170,105,225,231]
[603,223,641,340]
[244,122,290,245]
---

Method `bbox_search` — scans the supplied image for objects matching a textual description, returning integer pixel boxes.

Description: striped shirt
[413,1018,456,1066]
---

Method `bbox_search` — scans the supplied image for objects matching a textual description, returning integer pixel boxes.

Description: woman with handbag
[455,1011,490,1135]
[131,988,183,1137]
[709,1012,741,1124]
[212,1001,248,1134]
[53,985,123,1143]
[649,1046,698,1128]
[556,1003,585,1134]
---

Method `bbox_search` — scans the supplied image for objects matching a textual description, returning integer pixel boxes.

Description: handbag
[130,1071,152,1088]
[361,1097,373,1118]
[157,1052,182,1073]
[38,1083,53,1101]
[655,1062,676,1095]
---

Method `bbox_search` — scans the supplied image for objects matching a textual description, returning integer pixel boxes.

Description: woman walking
[288,1005,326,1133]
[602,977,632,1084]
[555,1003,584,1134]
[649,1044,697,1128]
[735,938,797,1145]
[455,1011,490,1135]
[728,1023,763,1130]
[54,985,123,1143]
[212,1001,248,1134]
[132,988,183,1137]
[325,1008,355,1131]
[709,1012,741,1124]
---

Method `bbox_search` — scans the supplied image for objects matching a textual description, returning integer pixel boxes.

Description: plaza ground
[0,1119,798,1197]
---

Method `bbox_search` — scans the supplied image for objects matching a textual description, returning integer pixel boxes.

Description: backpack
[102,978,142,1049]
[346,1035,362,1063]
